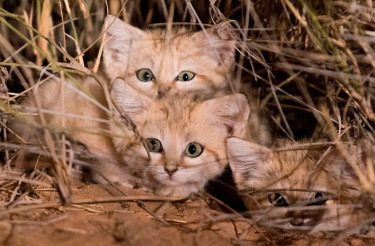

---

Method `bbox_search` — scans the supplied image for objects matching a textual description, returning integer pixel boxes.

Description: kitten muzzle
[164,165,178,177]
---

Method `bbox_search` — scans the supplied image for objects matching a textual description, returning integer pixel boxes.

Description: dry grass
[1,0,375,245]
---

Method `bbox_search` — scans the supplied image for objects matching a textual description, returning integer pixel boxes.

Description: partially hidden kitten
[103,15,236,98]
[8,76,129,183]
[227,137,369,232]
[9,76,250,198]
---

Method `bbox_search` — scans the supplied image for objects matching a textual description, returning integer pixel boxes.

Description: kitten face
[111,82,250,197]
[103,15,235,98]
[227,138,360,231]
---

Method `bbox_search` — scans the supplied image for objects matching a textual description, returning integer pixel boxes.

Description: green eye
[136,68,154,82]
[177,71,195,82]
[185,142,204,158]
[146,138,163,153]
[268,193,288,206]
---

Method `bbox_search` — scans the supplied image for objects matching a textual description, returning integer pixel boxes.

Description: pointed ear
[227,137,271,190]
[111,78,151,121]
[323,144,368,187]
[199,93,250,138]
[103,15,145,80]
[191,23,236,67]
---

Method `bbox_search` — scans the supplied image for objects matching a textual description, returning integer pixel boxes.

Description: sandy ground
[1,184,375,246]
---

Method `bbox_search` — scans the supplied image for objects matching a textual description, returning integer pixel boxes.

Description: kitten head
[111,81,250,197]
[103,15,236,98]
[227,138,360,231]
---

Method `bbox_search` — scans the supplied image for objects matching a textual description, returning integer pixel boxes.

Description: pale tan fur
[103,15,269,145]
[9,16,254,198]
[111,81,250,197]
[104,15,236,98]
[227,138,367,232]
[9,76,250,197]
[8,76,133,184]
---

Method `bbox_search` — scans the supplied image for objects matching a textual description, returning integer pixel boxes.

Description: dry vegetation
[1,0,375,245]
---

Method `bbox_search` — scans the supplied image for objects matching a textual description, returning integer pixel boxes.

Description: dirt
[1,184,375,246]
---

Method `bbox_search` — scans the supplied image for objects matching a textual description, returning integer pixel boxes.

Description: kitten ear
[192,23,236,67]
[323,143,368,186]
[111,78,151,121]
[103,15,145,80]
[227,137,271,190]
[200,93,250,138]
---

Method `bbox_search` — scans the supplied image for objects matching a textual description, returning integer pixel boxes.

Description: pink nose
[164,166,178,176]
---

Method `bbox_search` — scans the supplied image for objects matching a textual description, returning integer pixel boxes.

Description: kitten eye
[268,193,288,206]
[309,192,327,205]
[185,142,204,158]
[136,68,154,82]
[315,192,323,199]
[145,138,163,153]
[177,71,195,82]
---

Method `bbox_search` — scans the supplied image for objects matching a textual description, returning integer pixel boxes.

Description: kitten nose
[290,218,304,226]
[164,166,178,176]
[157,86,171,99]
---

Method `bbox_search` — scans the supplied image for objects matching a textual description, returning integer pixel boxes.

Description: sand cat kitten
[9,76,250,197]
[227,138,367,231]
[103,15,236,98]
[8,76,130,183]
[111,80,250,197]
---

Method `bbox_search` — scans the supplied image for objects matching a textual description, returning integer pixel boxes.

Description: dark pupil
[274,193,282,204]
[143,72,151,81]
[271,193,287,206]
[182,73,189,81]
[188,144,196,154]
[315,192,323,199]
[150,140,156,149]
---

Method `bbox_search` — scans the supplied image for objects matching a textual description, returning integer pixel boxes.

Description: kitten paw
[154,185,199,198]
